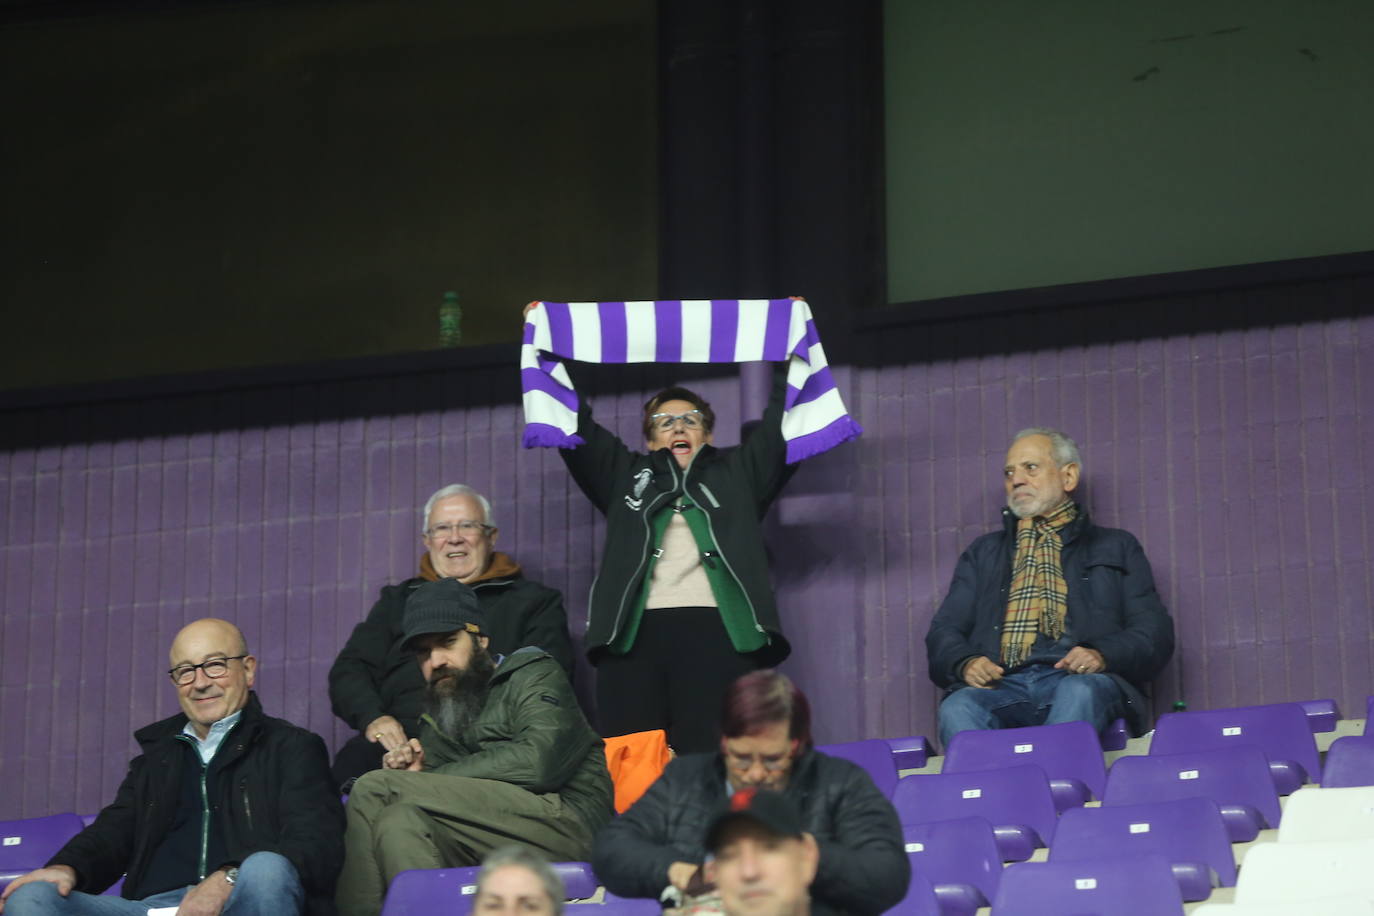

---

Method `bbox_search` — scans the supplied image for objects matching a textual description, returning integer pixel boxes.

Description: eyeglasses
[649,410,704,432]
[168,655,248,685]
[724,750,792,772]
[425,521,495,539]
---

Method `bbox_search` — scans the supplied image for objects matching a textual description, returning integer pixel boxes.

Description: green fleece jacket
[417,647,612,837]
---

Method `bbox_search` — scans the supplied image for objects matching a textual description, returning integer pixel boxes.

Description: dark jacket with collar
[592,749,909,916]
[46,692,344,914]
[924,506,1174,735]
[328,563,572,737]
[559,366,796,664]
[418,647,613,839]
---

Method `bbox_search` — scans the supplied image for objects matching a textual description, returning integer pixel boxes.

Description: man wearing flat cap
[705,789,820,916]
[335,578,612,916]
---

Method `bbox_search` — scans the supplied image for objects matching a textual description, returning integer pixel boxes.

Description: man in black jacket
[592,671,907,916]
[328,483,572,787]
[925,428,1175,748]
[0,618,344,916]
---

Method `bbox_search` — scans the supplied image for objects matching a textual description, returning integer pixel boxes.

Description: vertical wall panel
[3,279,1374,817]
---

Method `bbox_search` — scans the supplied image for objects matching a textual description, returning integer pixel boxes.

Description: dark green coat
[418,647,612,838]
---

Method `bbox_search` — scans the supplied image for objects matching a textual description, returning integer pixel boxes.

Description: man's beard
[425,648,496,739]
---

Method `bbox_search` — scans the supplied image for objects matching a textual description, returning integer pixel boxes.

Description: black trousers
[595,607,761,755]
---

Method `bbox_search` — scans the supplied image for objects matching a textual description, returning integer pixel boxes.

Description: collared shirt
[180,710,243,765]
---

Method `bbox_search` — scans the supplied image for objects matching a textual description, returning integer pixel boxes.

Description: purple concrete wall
[3,279,1373,818]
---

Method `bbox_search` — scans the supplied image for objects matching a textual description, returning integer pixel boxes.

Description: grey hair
[1011,427,1083,476]
[421,484,495,533]
[475,845,565,915]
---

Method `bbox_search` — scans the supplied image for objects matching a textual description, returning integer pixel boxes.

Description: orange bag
[603,729,673,814]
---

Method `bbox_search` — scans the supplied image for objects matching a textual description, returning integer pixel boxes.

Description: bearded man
[335,578,611,916]
[925,427,1175,748]
[328,483,572,788]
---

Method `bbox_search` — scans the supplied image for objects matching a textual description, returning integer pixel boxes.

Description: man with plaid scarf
[925,428,1174,749]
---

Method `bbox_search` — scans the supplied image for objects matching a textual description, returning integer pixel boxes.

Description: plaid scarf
[1000,500,1078,668]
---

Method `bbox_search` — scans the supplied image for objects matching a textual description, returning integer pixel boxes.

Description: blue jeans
[4,851,303,916]
[937,664,1126,749]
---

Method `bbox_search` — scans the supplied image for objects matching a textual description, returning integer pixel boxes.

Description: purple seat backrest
[885,735,931,771]
[902,816,1002,903]
[1150,702,1320,785]
[815,739,899,798]
[382,863,599,916]
[891,764,1058,847]
[0,813,85,872]
[1050,796,1237,888]
[1299,698,1340,733]
[1104,745,1282,830]
[992,853,1184,916]
[1322,736,1374,788]
[943,720,1107,800]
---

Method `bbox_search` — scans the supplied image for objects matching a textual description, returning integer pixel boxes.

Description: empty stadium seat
[0,813,85,886]
[891,764,1058,862]
[1297,698,1341,733]
[942,720,1106,811]
[814,738,899,797]
[992,852,1185,916]
[1149,702,1320,793]
[1233,838,1374,905]
[1322,735,1374,788]
[902,816,1001,912]
[884,735,931,772]
[381,862,599,916]
[1103,745,1281,841]
[1100,717,1129,752]
[1277,786,1374,844]
[1050,796,1236,902]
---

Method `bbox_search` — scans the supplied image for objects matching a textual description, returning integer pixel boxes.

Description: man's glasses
[649,410,704,432]
[724,751,791,772]
[168,655,248,685]
[425,521,495,539]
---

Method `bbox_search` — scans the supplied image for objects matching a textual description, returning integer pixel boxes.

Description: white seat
[1234,838,1374,904]
[1278,786,1374,843]
[1193,897,1374,915]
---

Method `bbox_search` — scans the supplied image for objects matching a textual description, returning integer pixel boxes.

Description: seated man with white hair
[328,483,573,787]
[925,427,1174,748]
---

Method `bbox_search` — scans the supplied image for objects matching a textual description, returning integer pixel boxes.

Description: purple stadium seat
[942,720,1107,811]
[887,870,941,916]
[815,738,899,798]
[0,813,85,885]
[1050,796,1236,902]
[992,853,1185,916]
[1150,702,1320,794]
[1299,698,1340,733]
[381,862,599,916]
[1104,745,1281,841]
[1322,735,1374,788]
[902,817,1001,913]
[885,735,931,772]
[891,764,1058,862]
[1100,717,1129,752]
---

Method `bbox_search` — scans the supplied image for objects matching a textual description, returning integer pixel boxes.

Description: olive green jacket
[418,648,612,837]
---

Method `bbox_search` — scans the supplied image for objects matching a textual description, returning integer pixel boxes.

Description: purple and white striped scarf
[521,298,861,464]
